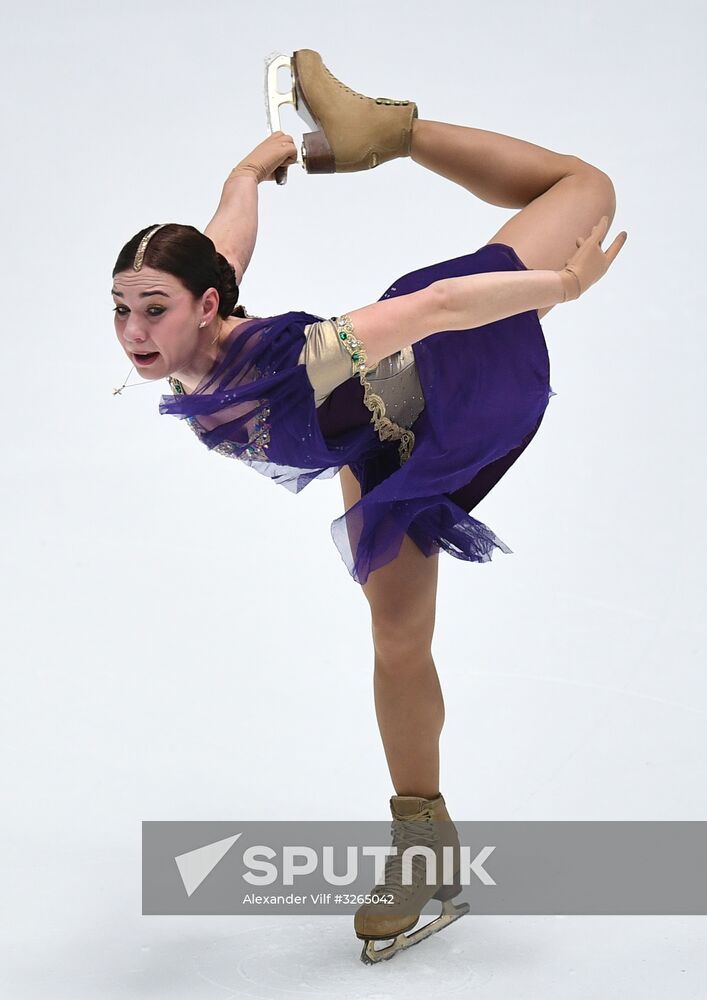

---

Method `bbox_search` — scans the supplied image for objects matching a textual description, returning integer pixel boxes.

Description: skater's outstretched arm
[344,216,627,368]
[204,132,298,282]
[441,216,626,329]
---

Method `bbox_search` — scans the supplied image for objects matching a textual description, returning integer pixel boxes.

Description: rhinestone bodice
[166,374,271,461]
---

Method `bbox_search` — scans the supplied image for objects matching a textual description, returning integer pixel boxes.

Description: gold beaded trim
[335,314,415,465]
[133,224,168,270]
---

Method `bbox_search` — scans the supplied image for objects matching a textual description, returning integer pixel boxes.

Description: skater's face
[111,266,220,380]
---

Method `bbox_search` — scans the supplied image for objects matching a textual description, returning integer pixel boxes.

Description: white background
[1,0,705,996]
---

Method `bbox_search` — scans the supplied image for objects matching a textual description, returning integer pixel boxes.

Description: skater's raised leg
[410,119,616,316]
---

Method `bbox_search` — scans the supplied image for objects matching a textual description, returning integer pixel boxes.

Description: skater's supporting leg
[373,640,444,800]
[340,465,443,799]
[409,119,616,316]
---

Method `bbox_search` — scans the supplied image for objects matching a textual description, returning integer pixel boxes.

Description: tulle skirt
[160,242,556,585]
[317,242,556,558]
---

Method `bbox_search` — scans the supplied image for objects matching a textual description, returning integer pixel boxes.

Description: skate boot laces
[381,813,438,903]
[322,62,369,101]
[322,62,409,106]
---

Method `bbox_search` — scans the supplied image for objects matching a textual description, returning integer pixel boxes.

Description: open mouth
[133,351,160,366]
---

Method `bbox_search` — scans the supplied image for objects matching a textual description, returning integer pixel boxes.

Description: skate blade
[263,52,318,132]
[359,898,470,965]
[263,51,318,180]
[264,53,295,129]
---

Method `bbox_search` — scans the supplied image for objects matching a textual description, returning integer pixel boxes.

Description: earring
[199,321,205,328]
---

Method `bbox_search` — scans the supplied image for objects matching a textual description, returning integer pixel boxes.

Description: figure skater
[111,49,627,963]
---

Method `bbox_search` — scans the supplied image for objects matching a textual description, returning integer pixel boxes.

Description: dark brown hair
[112,223,249,318]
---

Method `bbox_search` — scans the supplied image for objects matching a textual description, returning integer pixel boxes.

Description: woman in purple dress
[112,50,626,961]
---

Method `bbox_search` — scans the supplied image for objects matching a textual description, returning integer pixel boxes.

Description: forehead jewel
[133,224,168,271]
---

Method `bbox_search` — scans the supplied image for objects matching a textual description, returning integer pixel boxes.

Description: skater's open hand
[229,132,299,184]
[560,216,628,300]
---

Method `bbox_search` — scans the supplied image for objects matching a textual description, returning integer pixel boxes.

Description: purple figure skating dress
[159,242,556,585]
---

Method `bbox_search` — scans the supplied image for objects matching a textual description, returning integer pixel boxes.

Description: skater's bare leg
[409,119,616,317]
[373,639,444,800]
[340,465,442,799]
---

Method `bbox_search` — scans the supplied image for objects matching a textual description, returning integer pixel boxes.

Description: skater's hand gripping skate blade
[264,52,307,184]
[559,215,628,301]
[230,132,299,185]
